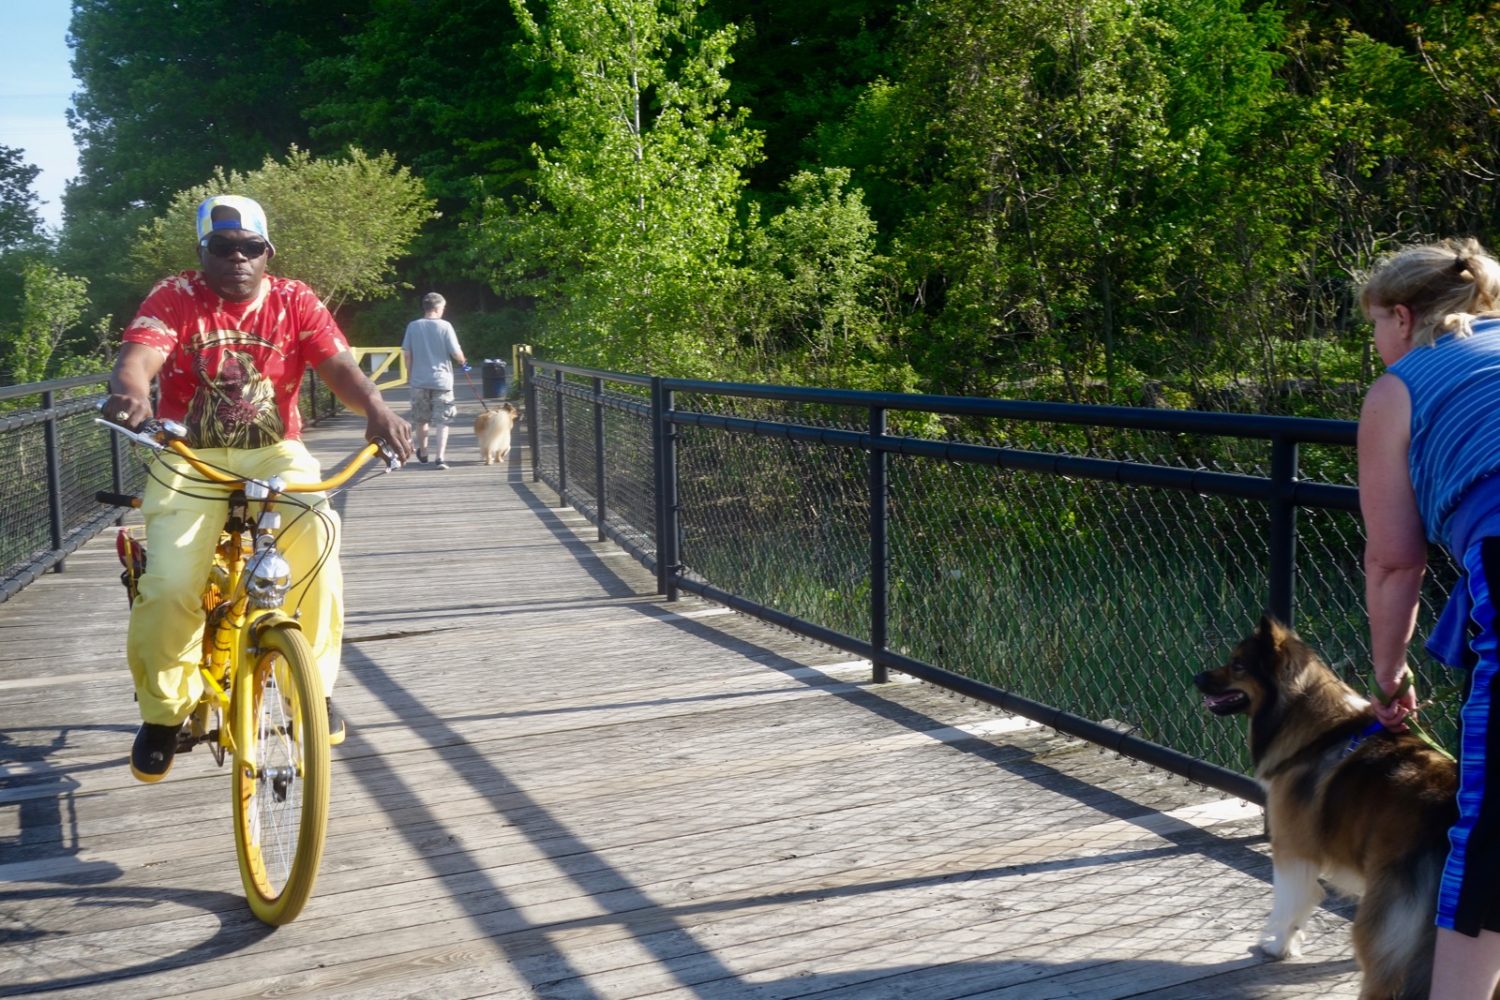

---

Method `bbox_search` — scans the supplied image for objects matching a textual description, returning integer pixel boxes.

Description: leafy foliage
[303,0,540,284]
[0,146,46,253]
[738,167,916,391]
[481,0,761,376]
[65,0,360,217]
[706,0,901,192]
[127,147,436,315]
[32,0,1500,411]
[2,261,92,383]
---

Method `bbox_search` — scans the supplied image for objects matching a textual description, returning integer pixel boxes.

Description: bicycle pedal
[174,729,218,753]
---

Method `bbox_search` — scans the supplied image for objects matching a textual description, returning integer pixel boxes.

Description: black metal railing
[0,370,342,603]
[525,357,1462,805]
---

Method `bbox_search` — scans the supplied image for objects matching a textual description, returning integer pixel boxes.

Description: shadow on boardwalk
[0,402,1362,999]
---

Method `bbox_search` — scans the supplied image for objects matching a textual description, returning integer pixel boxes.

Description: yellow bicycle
[97,417,397,925]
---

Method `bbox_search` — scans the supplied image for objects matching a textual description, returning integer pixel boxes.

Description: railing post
[869,406,890,684]
[657,382,679,602]
[42,390,65,573]
[525,356,540,482]
[1268,436,1299,626]
[593,376,606,542]
[554,369,568,502]
[651,378,667,595]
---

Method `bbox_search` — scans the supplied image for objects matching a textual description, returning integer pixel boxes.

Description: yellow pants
[127,441,343,726]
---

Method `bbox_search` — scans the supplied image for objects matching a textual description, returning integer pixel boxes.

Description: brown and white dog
[1195,615,1463,1000]
[474,402,519,465]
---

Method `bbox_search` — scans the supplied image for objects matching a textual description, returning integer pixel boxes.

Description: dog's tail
[1353,851,1442,999]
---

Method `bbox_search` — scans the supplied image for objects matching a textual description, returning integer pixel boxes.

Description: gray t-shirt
[402,317,462,390]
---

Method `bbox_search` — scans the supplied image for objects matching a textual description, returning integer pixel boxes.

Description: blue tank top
[1389,318,1500,547]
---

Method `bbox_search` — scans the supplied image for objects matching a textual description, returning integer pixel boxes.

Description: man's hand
[101,393,151,429]
[364,403,413,463]
[106,343,165,429]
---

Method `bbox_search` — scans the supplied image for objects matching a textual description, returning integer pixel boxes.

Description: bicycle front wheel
[231,623,330,925]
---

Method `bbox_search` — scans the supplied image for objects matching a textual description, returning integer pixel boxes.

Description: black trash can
[480,359,508,397]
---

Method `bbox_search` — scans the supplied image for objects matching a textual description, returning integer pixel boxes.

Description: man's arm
[315,350,413,461]
[104,343,167,428]
[448,324,466,368]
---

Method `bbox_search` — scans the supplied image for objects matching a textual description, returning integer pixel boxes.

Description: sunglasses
[202,236,271,259]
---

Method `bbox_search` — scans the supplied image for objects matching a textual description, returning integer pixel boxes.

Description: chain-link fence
[0,375,139,601]
[530,369,659,572]
[527,359,1465,802]
[0,369,344,603]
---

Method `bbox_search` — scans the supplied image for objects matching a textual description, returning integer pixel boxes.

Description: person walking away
[103,194,413,782]
[1357,237,1500,998]
[401,292,467,469]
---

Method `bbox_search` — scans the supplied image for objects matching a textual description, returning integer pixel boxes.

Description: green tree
[61,0,375,341]
[705,0,901,195]
[2,261,91,384]
[65,0,366,218]
[739,167,913,390]
[0,146,46,253]
[836,0,1308,403]
[126,147,436,317]
[303,0,550,324]
[305,0,537,222]
[481,0,762,375]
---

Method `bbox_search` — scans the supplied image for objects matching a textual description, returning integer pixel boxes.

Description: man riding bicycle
[103,195,413,782]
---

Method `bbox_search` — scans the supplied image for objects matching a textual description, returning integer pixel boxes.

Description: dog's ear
[1254,611,1292,649]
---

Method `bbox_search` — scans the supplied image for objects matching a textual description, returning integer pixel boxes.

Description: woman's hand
[1372,670,1418,731]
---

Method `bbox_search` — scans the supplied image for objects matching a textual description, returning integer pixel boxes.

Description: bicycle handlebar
[164,438,391,491]
[95,415,401,493]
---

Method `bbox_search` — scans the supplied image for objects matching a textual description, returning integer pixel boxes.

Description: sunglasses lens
[205,237,269,259]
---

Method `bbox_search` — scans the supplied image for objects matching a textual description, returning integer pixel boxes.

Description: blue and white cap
[195,195,274,255]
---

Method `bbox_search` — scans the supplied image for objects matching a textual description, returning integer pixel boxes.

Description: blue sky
[0,1,79,231]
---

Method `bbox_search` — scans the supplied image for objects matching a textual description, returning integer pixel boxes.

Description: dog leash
[458,363,490,412]
[1362,672,1455,761]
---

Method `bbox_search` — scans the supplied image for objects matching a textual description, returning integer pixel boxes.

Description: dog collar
[1341,719,1386,758]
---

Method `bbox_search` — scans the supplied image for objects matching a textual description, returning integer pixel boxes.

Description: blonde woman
[1358,237,1500,998]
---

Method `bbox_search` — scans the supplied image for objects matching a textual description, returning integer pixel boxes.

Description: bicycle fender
[248,611,303,642]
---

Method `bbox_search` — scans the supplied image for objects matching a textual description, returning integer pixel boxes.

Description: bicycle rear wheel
[231,623,330,925]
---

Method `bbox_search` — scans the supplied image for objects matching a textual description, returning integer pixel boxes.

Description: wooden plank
[0,399,1367,999]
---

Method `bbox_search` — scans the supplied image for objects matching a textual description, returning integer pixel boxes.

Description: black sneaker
[326,698,346,746]
[435,461,449,470]
[130,722,179,783]
[416,449,428,464]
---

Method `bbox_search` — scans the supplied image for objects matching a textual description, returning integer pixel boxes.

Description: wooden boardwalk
[1,397,1367,999]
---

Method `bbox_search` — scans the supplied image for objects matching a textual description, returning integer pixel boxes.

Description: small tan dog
[474,402,519,465]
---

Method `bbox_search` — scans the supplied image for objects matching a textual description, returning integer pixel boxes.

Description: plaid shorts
[410,387,457,426]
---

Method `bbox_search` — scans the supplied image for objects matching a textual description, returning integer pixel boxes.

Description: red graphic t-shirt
[122,271,348,448]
